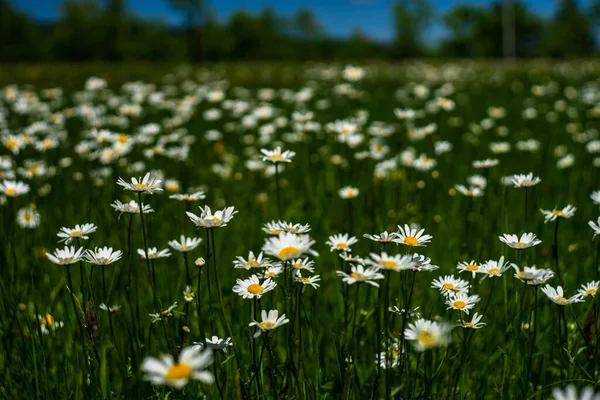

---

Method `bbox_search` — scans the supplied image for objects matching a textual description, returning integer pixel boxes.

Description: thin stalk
[275,163,281,218]
[525,287,538,395]
[137,192,157,308]
[553,218,564,285]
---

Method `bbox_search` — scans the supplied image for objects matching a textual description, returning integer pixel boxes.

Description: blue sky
[11,0,597,42]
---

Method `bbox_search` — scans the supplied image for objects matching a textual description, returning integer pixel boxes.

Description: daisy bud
[18,303,27,312]
[195,257,206,268]
[182,326,190,334]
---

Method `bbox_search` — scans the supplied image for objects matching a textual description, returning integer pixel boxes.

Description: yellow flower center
[185,293,194,301]
[442,283,454,290]
[165,363,192,382]
[117,134,128,143]
[166,183,178,192]
[453,300,466,309]
[300,277,310,283]
[265,271,276,277]
[271,154,283,160]
[71,230,81,236]
[487,268,500,275]
[341,127,351,134]
[279,246,299,259]
[345,191,357,198]
[261,321,275,330]
[246,259,259,268]
[211,216,221,223]
[515,241,525,247]
[24,213,33,221]
[464,322,473,328]
[6,139,17,148]
[336,243,348,249]
[466,264,478,271]
[403,236,418,246]
[293,263,301,269]
[417,330,437,346]
[41,314,54,328]
[134,183,145,189]
[374,144,383,152]
[585,288,597,296]
[382,260,398,269]
[5,188,16,196]
[247,283,264,294]
[553,209,564,216]
[555,296,567,303]
[350,272,365,280]
[271,229,282,234]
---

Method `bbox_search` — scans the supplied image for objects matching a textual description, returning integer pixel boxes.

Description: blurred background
[1,0,599,62]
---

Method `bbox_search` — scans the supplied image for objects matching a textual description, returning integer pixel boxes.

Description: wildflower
[472,159,499,169]
[377,339,403,369]
[232,275,277,299]
[457,260,480,278]
[17,206,40,228]
[110,199,154,217]
[552,385,600,400]
[340,253,367,265]
[249,309,289,337]
[510,173,541,188]
[290,258,315,273]
[326,233,358,252]
[0,180,30,197]
[337,264,384,287]
[498,233,541,249]
[84,247,123,265]
[368,252,414,272]
[338,186,359,199]
[540,205,577,223]
[39,313,64,334]
[396,224,432,247]
[183,286,195,303]
[457,312,486,329]
[203,336,233,353]
[454,184,484,198]
[404,318,451,351]
[141,346,214,388]
[149,302,178,323]
[169,192,206,202]
[99,303,122,313]
[389,305,420,319]
[262,232,317,261]
[168,236,202,252]
[343,65,365,81]
[186,205,238,228]
[479,256,512,278]
[57,223,97,244]
[431,275,470,297]
[413,154,437,171]
[46,246,85,265]
[261,147,295,163]
[275,221,311,234]
[576,281,599,299]
[541,285,583,305]
[409,253,439,272]
[446,293,480,314]
[588,217,600,239]
[296,274,321,288]
[262,265,283,278]
[138,247,171,259]
[591,190,600,205]
[363,231,399,243]
[513,265,555,286]
[234,251,270,270]
[117,172,163,194]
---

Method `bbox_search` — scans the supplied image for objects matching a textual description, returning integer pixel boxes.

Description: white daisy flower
[510,173,541,188]
[540,205,577,223]
[296,274,321,289]
[552,385,600,400]
[57,223,97,244]
[404,318,451,351]
[338,186,359,199]
[84,247,122,265]
[498,232,541,249]
[168,235,202,252]
[0,179,30,197]
[446,293,481,314]
[541,285,583,305]
[233,251,270,270]
[260,146,295,163]
[249,309,289,337]
[409,253,439,272]
[457,312,485,329]
[363,231,399,243]
[117,172,163,194]
[577,281,599,299]
[186,205,238,229]
[457,260,481,278]
[141,346,214,388]
[431,275,470,297]
[262,232,317,261]
[396,224,432,247]
[326,233,358,252]
[479,256,512,279]
[513,265,555,286]
[110,199,154,217]
[38,314,64,334]
[46,246,85,265]
[183,286,195,303]
[336,264,384,287]
[367,252,414,272]
[169,192,206,202]
[588,217,600,239]
[137,247,171,259]
[232,275,277,299]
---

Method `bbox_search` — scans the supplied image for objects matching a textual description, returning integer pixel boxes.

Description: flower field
[1,62,600,399]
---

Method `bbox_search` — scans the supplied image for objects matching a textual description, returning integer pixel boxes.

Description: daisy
[262,265,284,279]
[457,260,481,278]
[396,224,432,247]
[203,336,233,353]
[404,318,451,351]
[149,302,178,323]
[336,264,384,287]
[368,252,414,272]
[541,285,583,305]
[468,175,487,189]
[183,286,195,303]
[408,253,439,272]
[46,246,85,265]
[262,232,316,261]
[186,205,238,229]
[575,281,599,301]
[169,192,206,202]
[413,154,437,171]
[479,256,511,278]
[117,172,163,194]
[0,180,30,197]
[57,223,97,244]
[446,293,481,314]
[141,346,214,388]
[249,309,289,337]
[296,274,321,289]
[363,231,399,244]
[232,275,277,299]
[84,247,122,265]
[233,251,270,270]
[377,339,403,369]
[498,232,541,249]
[290,258,315,273]
[588,217,600,238]
[457,312,486,329]
[338,186,359,199]
[591,191,600,205]
[39,313,64,334]
[472,159,499,169]
[431,275,470,297]
[454,184,484,198]
[262,220,286,235]
[540,205,577,223]
[326,233,358,252]
[168,236,202,252]
[110,199,154,217]
[99,303,122,313]
[16,206,40,228]
[513,265,555,286]
[276,221,312,234]
[510,173,541,188]
[261,147,295,163]
[137,247,171,259]
[552,385,600,400]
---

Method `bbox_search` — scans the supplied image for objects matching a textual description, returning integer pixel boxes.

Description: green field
[1,62,600,399]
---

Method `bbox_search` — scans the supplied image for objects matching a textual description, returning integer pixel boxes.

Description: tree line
[0,0,599,62]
